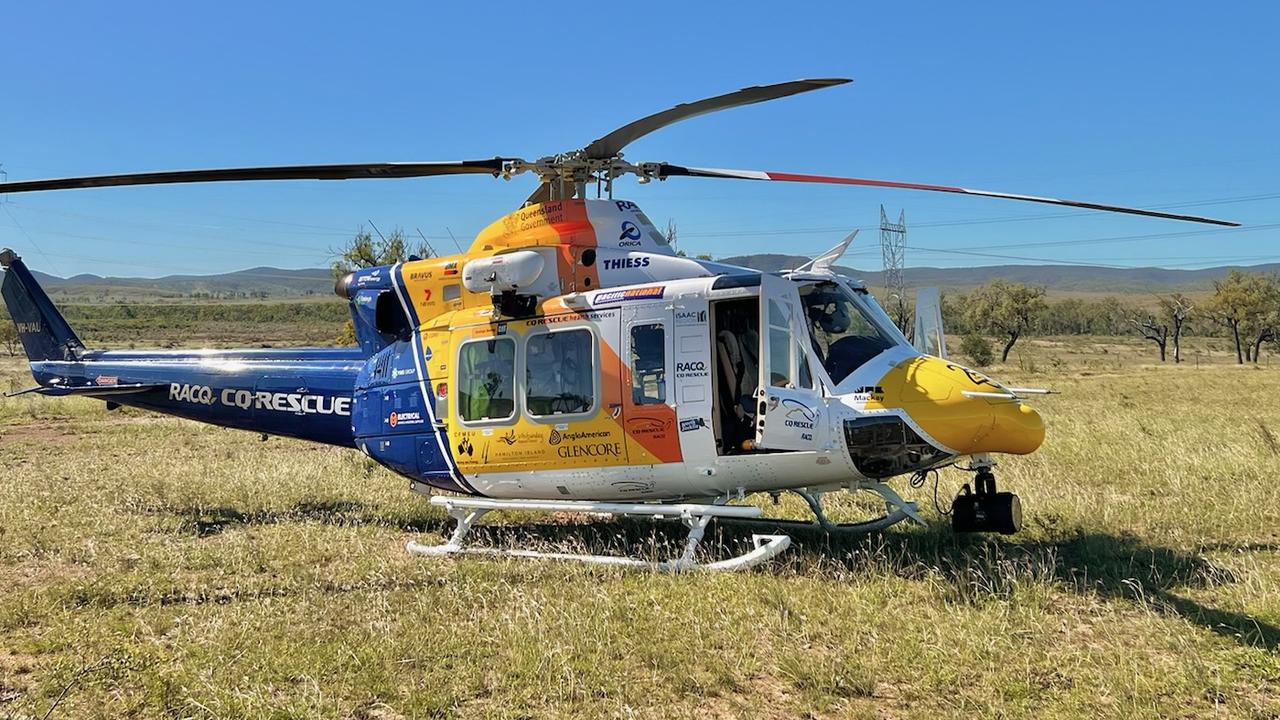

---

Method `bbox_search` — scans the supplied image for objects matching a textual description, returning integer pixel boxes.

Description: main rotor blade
[581,78,851,160]
[655,165,1241,227]
[0,160,511,194]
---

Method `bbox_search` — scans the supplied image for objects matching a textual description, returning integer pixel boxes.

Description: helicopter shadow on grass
[167,500,1278,651]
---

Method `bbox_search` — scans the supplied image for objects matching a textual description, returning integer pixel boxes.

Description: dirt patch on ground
[0,423,82,447]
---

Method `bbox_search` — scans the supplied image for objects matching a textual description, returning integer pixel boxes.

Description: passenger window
[443,284,461,301]
[458,338,516,422]
[630,324,666,404]
[526,329,595,416]
[767,298,793,388]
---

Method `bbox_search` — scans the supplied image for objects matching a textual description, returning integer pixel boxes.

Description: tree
[962,280,1047,362]
[331,227,428,345]
[1129,310,1169,362]
[331,226,428,278]
[1162,293,1193,364]
[1244,276,1280,363]
[959,332,994,367]
[0,321,18,357]
[1205,271,1277,364]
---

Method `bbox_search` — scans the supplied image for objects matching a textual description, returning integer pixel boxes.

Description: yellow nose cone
[864,356,1045,455]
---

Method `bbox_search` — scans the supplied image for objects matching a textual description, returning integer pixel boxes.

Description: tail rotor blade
[655,164,1241,227]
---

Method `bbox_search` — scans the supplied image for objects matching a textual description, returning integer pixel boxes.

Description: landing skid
[407,496,792,572]
[726,482,927,535]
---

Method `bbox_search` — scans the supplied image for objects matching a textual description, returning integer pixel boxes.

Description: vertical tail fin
[0,249,85,362]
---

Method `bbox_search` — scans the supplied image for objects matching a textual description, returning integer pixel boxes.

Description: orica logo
[619,221,642,242]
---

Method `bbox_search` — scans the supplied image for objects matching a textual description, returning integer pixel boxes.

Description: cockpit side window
[799,281,896,385]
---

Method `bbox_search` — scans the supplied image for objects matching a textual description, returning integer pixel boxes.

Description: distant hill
[15,256,1280,302]
[717,255,1280,295]
[29,267,335,301]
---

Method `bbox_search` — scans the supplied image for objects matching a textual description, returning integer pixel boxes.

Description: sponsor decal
[602,256,650,270]
[457,437,474,457]
[676,310,707,324]
[609,403,622,419]
[675,360,708,379]
[409,270,434,281]
[423,288,433,302]
[389,411,424,427]
[548,427,621,458]
[95,375,119,387]
[627,416,671,435]
[593,286,665,305]
[556,442,622,459]
[679,417,707,432]
[615,200,639,212]
[781,398,817,430]
[168,383,351,416]
[500,201,565,236]
[851,385,885,402]
[15,322,42,334]
[619,221,642,242]
[391,367,417,379]
[523,309,615,327]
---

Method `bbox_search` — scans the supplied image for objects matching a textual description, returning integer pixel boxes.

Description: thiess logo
[601,256,651,271]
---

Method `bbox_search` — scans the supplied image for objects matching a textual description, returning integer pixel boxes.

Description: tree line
[945,270,1280,365]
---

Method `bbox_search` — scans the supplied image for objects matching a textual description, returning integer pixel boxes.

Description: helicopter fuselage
[3,198,1044,504]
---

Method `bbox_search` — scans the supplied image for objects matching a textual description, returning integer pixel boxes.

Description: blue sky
[1,1,1277,277]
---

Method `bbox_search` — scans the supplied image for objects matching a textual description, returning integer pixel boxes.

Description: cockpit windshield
[798,281,898,385]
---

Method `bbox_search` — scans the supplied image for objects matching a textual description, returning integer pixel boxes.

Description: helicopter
[0,78,1238,571]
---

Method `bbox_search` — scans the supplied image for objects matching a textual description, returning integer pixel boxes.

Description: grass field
[2,336,1279,719]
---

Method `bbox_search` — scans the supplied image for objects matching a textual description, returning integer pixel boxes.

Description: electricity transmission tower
[879,205,910,333]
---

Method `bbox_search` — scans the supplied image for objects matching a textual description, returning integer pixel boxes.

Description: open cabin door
[755,274,823,452]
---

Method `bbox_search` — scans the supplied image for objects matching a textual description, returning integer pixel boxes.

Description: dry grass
[1,338,1279,719]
